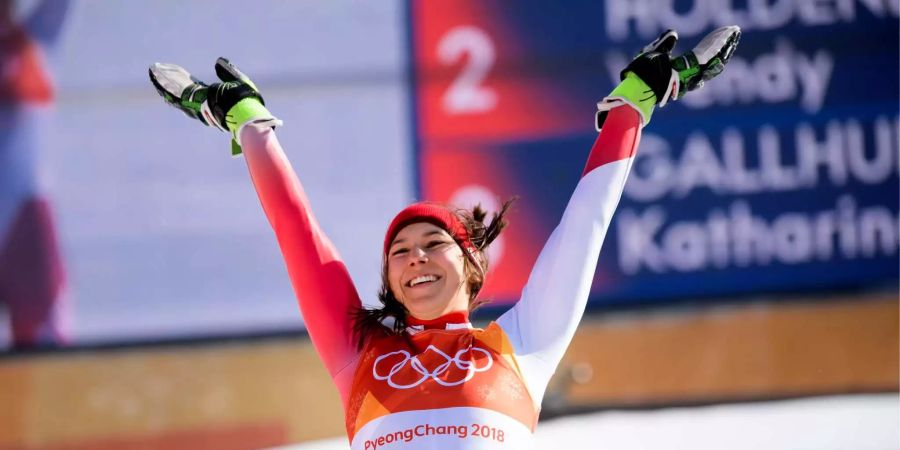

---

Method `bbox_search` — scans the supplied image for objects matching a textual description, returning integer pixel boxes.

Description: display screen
[408,0,899,306]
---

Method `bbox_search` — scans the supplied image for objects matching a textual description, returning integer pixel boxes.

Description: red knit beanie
[383,202,477,256]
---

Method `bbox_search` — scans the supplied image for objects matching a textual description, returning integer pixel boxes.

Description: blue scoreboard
[408,0,899,307]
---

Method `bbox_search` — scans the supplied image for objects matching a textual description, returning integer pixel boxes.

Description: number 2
[437,26,497,115]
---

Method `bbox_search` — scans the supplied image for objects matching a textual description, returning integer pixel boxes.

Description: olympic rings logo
[372,345,493,389]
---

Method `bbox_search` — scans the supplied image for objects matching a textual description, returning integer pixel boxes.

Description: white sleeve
[497,117,638,405]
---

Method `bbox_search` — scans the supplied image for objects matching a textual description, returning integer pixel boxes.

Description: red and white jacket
[239,104,642,449]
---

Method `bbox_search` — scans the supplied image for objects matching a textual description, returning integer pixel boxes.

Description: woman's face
[387,222,469,320]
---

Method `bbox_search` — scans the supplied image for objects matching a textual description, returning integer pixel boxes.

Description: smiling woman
[388,222,470,318]
[353,200,513,341]
[149,25,740,450]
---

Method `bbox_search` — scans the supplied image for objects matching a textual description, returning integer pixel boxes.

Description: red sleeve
[582,105,641,177]
[240,125,360,395]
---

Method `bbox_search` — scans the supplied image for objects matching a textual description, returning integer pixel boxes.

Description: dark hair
[352,198,517,349]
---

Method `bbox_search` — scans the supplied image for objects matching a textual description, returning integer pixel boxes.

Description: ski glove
[597,26,740,128]
[149,57,281,156]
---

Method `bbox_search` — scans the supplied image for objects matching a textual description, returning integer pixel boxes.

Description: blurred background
[0,0,897,449]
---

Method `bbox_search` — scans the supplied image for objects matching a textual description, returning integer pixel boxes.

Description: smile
[407,274,440,287]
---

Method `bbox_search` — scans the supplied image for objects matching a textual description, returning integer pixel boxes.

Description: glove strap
[200,100,228,132]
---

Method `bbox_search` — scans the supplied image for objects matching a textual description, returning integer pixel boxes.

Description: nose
[407,246,427,266]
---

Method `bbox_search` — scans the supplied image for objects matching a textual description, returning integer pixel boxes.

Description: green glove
[149,57,282,156]
[596,26,741,129]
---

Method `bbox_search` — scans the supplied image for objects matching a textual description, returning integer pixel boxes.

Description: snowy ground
[268,393,899,450]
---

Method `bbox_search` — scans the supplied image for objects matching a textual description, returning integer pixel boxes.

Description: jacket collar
[405,311,471,334]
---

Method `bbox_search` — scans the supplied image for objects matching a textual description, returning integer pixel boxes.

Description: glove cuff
[596,73,657,129]
[227,98,282,156]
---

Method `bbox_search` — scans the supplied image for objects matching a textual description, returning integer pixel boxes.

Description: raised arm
[149,58,363,403]
[240,125,362,389]
[497,27,741,404]
[496,104,641,403]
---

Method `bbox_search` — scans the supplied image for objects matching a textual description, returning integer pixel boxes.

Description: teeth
[408,275,437,287]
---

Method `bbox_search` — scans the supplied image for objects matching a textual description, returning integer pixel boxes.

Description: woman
[150,26,739,449]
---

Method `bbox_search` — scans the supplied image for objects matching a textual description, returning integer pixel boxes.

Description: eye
[427,240,448,248]
[391,247,408,257]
